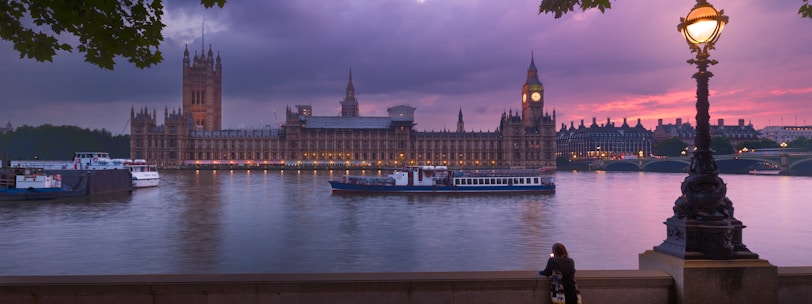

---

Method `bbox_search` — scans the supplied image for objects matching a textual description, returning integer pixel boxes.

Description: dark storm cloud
[212,0,526,95]
[1,0,810,132]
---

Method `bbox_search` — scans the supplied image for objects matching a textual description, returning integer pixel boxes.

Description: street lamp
[653,0,757,260]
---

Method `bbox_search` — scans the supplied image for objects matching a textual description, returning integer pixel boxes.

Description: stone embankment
[1,267,810,303]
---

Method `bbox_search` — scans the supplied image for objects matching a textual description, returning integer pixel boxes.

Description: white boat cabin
[392,166,449,186]
[73,152,123,169]
[14,171,62,189]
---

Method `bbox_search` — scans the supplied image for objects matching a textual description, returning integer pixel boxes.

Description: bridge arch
[603,160,640,171]
[788,158,812,175]
[642,159,690,172]
[599,153,812,175]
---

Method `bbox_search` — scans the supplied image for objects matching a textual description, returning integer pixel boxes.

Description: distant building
[712,119,761,147]
[652,118,761,148]
[130,48,557,169]
[652,118,695,144]
[760,125,812,144]
[556,117,653,160]
[0,121,12,134]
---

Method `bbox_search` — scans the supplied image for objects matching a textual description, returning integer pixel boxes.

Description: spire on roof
[345,68,356,101]
[529,50,538,71]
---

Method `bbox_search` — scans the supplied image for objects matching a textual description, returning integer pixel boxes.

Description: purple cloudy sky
[1,0,811,135]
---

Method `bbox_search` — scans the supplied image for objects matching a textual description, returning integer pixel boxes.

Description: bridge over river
[594,152,812,175]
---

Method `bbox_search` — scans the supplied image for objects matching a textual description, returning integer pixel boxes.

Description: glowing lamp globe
[678,1,728,46]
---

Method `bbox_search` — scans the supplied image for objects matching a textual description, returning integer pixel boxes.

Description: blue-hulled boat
[329,165,555,194]
[0,168,72,201]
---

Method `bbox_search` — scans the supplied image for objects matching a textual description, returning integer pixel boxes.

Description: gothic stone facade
[130,50,556,169]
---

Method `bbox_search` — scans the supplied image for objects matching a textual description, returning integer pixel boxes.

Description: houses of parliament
[129,45,557,169]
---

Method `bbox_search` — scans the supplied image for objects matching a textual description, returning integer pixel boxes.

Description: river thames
[0,169,809,275]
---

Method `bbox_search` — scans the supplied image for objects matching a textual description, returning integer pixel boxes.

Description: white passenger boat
[748,162,781,175]
[329,165,555,194]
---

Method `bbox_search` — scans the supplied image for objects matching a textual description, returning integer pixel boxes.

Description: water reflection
[170,170,224,273]
[0,170,810,275]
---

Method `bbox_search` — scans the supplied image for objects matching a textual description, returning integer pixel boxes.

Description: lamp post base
[654,217,758,260]
[639,250,777,304]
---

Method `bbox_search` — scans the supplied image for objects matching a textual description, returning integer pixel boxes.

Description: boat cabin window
[534,177,539,184]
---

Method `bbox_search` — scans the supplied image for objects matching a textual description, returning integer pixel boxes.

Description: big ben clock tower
[521,53,544,129]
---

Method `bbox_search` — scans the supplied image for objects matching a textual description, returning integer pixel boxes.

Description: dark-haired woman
[540,243,580,304]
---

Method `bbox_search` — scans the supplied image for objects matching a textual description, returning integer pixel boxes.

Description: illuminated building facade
[760,125,812,144]
[557,117,654,160]
[130,49,556,169]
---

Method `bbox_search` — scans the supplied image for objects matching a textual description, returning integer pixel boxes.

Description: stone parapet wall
[0,268,808,304]
[779,267,812,303]
[0,270,670,304]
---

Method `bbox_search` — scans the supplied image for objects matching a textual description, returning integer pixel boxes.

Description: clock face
[522,93,527,103]
[531,92,541,102]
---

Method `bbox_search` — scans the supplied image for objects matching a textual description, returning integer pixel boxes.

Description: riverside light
[678,0,727,47]
[652,0,757,261]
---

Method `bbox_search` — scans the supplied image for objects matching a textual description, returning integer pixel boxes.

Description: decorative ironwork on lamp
[653,0,758,260]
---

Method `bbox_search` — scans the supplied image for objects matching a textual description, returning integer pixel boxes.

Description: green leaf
[800,2,812,19]
[0,0,226,70]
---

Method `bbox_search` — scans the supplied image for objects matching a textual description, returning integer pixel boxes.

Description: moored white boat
[12,152,160,188]
[73,153,160,188]
[329,165,555,194]
[126,160,160,188]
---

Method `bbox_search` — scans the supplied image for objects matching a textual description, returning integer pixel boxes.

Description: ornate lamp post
[653,0,757,260]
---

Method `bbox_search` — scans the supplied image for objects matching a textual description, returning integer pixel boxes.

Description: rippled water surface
[1,170,809,275]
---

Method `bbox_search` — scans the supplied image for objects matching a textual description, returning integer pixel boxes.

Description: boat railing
[455,169,547,178]
[9,161,73,170]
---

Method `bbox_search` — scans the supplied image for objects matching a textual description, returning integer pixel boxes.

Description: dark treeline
[0,125,129,161]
